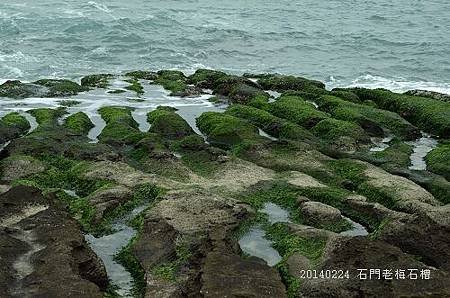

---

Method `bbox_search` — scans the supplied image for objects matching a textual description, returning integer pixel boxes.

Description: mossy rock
[187,69,228,88]
[98,107,143,145]
[247,94,271,110]
[64,112,94,135]
[33,79,87,96]
[329,90,361,103]
[153,70,190,95]
[98,107,138,127]
[226,104,315,141]
[1,112,30,132]
[316,95,420,140]
[253,74,326,92]
[125,70,158,81]
[312,118,368,145]
[269,95,330,128]
[28,108,67,128]
[0,80,48,99]
[0,112,31,143]
[213,75,268,104]
[196,112,261,149]
[171,134,207,151]
[80,74,113,88]
[347,88,450,138]
[426,143,450,180]
[147,106,194,140]
[372,140,413,168]
[124,78,144,95]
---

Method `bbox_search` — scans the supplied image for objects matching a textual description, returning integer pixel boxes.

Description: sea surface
[1,0,449,93]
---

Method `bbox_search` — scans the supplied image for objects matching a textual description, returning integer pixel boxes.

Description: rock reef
[0,69,449,297]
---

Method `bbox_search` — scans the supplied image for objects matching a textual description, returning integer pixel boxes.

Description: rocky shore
[1,69,449,297]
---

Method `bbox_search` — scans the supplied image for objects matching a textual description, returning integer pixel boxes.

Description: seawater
[0,0,449,93]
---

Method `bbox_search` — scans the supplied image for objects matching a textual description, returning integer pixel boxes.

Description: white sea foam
[327,74,450,95]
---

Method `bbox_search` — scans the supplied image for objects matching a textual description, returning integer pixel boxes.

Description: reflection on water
[407,132,438,171]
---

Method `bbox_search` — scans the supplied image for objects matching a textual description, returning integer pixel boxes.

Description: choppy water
[1,1,449,93]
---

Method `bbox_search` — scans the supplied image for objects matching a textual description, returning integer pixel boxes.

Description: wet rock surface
[0,186,108,297]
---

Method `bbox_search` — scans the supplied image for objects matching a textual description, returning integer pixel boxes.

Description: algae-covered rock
[98,106,144,145]
[226,104,315,141]
[28,107,67,128]
[252,73,326,92]
[0,80,48,98]
[33,79,87,96]
[81,74,114,88]
[188,68,228,89]
[64,112,94,135]
[269,95,330,128]
[348,88,450,138]
[316,95,420,140]
[426,143,450,180]
[213,75,268,104]
[0,112,30,144]
[148,106,194,140]
[153,70,201,96]
[196,112,261,149]
[312,118,369,151]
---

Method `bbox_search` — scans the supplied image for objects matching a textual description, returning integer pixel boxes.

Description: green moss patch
[64,112,94,135]
[349,88,450,138]
[151,240,192,282]
[196,112,262,149]
[80,74,113,88]
[154,70,188,94]
[28,107,67,128]
[1,112,30,132]
[34,79,87,96]
[251,74,326,92]
[125,70,158,81]
[187,68,227,88]
[269,96,330,128]
[312,118,368,144]
[226,104,315,141]
[426,143,450,180]
[98,106,144,145]
[372,140,413,167]
[148,106,194,140]
[316,95,420,140]
[124,78,144,95]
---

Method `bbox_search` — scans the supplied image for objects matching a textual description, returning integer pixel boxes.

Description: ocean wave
[328,74,450,95]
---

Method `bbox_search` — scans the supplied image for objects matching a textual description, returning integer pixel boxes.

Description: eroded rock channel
[0,70,450,297]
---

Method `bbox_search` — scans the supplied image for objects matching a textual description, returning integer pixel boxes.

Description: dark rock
[0,186,108,297]
[200,246,287,298]
[0,80,48,99]
[301,237,450,297]
[379,207,450,271]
